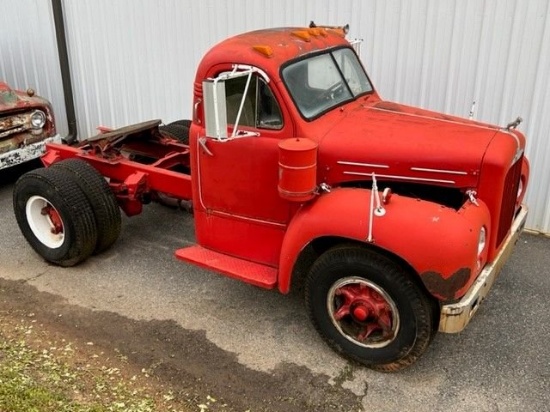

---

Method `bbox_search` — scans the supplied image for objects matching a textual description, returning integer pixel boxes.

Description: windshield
[282,48,373,119]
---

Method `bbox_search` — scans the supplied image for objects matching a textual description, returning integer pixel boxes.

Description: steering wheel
[320,81,345,100]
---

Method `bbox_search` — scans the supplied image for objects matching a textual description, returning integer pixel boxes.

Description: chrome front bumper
[439,205,528,333]
[0,134,62,170]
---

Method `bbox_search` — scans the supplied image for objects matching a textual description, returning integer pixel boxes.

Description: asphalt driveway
[0,161,548,411]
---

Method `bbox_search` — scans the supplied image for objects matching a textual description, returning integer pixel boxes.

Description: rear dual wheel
[14,167,98,267]
[157,119,191,208]
[52,159,121,254]
[13,160,121,266]
[169,119,191,129]
[305,246,435,372]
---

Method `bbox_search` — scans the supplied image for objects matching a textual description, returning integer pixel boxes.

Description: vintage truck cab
[0,81,61,170]
[184,26,529,370]
[13,25,529,371]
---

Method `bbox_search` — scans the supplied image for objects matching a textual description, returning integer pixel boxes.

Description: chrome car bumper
[439,205,528,333]
[0,134,62,170]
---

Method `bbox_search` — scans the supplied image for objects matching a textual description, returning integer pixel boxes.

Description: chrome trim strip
[410,167,468,175]
[370,106,500,132]
[337,160,389,169]
[501,129,524,165]
[343,171,455,184]
[210,209,287,228]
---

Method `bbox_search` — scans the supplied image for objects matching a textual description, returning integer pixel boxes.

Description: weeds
[0,320,186,412]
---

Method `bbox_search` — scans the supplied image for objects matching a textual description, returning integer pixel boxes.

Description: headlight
[517,179,524,199]
[478,226,487,256]
[30,110,46,129]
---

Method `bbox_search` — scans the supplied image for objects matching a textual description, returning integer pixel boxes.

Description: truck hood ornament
[506,116,523,130]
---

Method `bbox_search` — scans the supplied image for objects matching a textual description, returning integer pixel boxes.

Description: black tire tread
[52,159,121,254]
[169,119,191,129]
[305,245,433,372]
[13,167,98,267]
[159,124,189,145]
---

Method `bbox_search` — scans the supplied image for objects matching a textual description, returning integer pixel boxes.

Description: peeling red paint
[420,268,472,301]
[0,81,58,169]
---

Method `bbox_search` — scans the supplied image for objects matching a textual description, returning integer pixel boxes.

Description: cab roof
[195,26,351,82]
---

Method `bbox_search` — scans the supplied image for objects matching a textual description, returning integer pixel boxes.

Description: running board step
[175,245,277,289]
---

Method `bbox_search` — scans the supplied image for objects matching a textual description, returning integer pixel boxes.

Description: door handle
[194,99,202,124]
[198,137,214,156]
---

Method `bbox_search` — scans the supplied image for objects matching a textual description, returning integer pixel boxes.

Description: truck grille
[496,156,522,247]
[0,112,30,140]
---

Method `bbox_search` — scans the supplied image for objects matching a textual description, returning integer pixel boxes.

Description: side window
[224,75,283,130]
[257,79,283,129]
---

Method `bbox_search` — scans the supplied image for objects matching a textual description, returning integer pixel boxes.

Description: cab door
[195,69,293,265]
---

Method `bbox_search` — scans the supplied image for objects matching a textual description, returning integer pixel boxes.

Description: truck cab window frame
[281,47,373,120]
[224,74,284,131]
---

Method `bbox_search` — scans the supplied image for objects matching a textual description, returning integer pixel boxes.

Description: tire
[157,121,191,208]
[169,119,191,129]
[159,123,189,145]
[52,159,121,254]
[305,246,434,372]
[13,167,98,267]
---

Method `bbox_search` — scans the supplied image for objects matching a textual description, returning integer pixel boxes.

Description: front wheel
[305,246,434,372]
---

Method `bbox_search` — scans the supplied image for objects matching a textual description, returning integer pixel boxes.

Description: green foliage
[0,335,156,412]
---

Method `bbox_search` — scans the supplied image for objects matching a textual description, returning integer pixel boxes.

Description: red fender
[278,188,491,301]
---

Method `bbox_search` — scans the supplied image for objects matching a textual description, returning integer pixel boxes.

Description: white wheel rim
[25,195,65,249]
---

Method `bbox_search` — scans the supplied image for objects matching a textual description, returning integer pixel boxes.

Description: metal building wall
[0,0,68,135]
[1,0,549,233]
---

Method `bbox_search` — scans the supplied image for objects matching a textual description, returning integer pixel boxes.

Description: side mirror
[203,79,228,139]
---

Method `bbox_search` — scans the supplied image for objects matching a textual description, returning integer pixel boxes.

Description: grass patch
[0,320,187,412]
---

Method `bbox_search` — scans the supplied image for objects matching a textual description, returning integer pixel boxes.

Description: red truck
[1,81,61,169]
[12,25,529,371]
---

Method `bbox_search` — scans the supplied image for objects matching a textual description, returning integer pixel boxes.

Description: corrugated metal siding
[0,0,68,135]
[2,0,549,232]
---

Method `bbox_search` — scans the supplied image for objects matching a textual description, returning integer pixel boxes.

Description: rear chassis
[41,120,193,216]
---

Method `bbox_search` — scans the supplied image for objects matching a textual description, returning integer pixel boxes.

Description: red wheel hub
[41,205,63,234]
[333,282,395,343]
[352,305,369,321]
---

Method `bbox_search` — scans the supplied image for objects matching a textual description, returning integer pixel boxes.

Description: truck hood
[319,101,501,189]
[0,81,48,111]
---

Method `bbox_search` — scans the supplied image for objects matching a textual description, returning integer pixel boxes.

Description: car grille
[496,156,522,247]
[0,112,30,140]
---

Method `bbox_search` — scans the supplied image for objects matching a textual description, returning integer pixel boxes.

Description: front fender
[278,188,491,301]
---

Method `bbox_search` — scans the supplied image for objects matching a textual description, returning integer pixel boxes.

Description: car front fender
[278,187,491,301]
